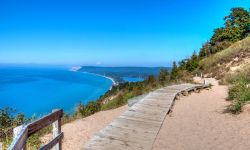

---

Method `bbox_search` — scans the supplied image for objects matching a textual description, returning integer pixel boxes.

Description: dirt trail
[153,78,250,150]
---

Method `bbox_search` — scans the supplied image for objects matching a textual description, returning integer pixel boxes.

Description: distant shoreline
[71,67,118,89]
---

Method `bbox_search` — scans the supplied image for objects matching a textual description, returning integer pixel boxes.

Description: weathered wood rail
[8,109,64,150]
[84,83,209,150]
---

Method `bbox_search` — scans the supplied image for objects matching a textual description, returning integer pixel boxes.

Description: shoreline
[71,67,118,89]
[81,71,118,87]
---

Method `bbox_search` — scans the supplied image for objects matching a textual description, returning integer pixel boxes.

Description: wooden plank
[86,135,148,150]
[39,132,64,150]
[131,104,168,113]
[144,97,174,101]
[13,125,27,150]
[27,109,63,136]
[52,109,62,150]
[118,115,161,125]
[8,127,28,150]
[96,126,155,145]
[122,110,165,121]
[110,118,160,133]
[100,125,156,141]
[137,101,171,108]
[128,106,167,117]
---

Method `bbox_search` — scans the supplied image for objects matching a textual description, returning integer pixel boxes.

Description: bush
[75,101,101,117]
[227,101,242,114]
[228,81,247,100]
[0,107,43,150]
[226,71,250,113]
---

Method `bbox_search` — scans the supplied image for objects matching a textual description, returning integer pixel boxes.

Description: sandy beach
[41,105,128,150]
[153,78,250,150]
[71,66,118,86]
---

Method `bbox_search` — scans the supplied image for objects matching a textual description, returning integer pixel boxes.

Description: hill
[197,36,250,113]
[200,36,250,79]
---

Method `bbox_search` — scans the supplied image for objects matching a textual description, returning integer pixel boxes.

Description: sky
[0,0,249,67]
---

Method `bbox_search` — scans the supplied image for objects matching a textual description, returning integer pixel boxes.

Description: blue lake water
[0,66,112,117]
[122,77,144,82]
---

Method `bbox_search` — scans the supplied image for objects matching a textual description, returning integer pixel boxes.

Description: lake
[0,66,113,117]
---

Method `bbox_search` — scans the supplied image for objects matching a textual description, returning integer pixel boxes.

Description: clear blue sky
[0,0,249,67]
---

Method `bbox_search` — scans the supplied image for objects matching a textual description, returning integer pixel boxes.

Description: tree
[170,61,178,80]
[0,107,14,129]
[211,28,227,44]
[199,42,211,58]
[211,8,249,44]
[158,68,170,85]
[146,75,156,84]
[224,7,250,41]
[200,7,250,58]
[186,51,199,72]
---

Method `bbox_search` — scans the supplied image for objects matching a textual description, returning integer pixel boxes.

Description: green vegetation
[196,7,249,113]
[226,71,250,113]
[169,7,250,114]
[0,108,42,150]
[75,67,187,115]
[200,36,250,70]
[75,101,101,117]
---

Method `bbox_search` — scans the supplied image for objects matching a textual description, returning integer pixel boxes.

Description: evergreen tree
[170,61,178,80]
[199,42,211,58]
[186,51,199,72]
[224,7,250,41]
[158,68,170,85]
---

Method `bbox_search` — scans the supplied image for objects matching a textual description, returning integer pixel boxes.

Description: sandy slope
[41,105,128,150]
[153,78,250,150]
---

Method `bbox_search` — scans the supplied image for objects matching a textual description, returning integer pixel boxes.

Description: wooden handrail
[39,133,64,150]
[8,109,63,150]
[8,127,28,150]
[27,109,63,136]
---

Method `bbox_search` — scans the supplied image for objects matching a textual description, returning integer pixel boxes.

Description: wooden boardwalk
[84,83,207,150]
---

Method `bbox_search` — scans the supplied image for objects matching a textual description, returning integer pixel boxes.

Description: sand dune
[153,78,250,150]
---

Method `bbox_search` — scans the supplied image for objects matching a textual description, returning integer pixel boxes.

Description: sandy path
[153,78,250,150]
[42,105,128,150]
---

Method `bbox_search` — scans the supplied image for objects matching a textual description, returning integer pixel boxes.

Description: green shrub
[228,82,247,100]
[75,101,101,117]
[227,101,242,114]
[226,71,250,113]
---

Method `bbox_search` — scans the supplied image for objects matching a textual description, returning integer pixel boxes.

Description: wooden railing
[8,109,64,150]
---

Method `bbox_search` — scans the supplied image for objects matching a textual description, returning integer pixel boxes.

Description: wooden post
[183,91,189,96]
[52,109,62,150]
[175,93,180,100]
[13,125,26,150]
[14,125,23,138]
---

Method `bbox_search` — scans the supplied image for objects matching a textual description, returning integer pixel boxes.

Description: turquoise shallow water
[0,66,112,117]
